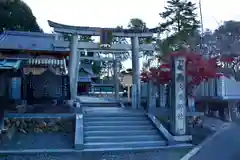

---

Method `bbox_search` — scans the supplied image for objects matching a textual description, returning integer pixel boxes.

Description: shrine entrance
[48,20,155,108]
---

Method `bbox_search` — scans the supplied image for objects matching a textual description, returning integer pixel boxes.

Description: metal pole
[199,0,204,53]
[131,36,141,109]
[69,34,79,100]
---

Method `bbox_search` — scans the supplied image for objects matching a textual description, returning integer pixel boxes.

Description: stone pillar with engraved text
[170,56,187,135]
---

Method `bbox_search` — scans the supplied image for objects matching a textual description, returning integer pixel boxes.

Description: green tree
[112,25,129,64]
[198,21,240,57]
[158,0,200,55]
[128,18,155,70]
[128,18,146,29]
[128,18,153,45]
[79,35,93,42]
[0,0,42,32]
[214,21,240,55]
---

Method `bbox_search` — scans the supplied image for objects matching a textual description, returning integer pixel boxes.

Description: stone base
[173,135,192,142]
[68,99,81,113]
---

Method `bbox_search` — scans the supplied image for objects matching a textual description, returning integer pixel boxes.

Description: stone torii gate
[48,20,155,109]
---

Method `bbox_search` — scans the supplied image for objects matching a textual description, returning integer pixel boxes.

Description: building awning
[0,59,22,70]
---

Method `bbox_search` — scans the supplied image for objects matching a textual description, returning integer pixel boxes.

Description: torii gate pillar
[113,57,120,101]
[131,36,141,109]
[69,34,79,100]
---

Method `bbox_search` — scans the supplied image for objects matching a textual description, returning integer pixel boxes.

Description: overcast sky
[22,0,240,69]
[23,0,240,33]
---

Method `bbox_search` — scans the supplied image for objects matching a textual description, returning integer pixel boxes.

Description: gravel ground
[0,132,73,150]
[3,148,191,160]
[1,153,81,160]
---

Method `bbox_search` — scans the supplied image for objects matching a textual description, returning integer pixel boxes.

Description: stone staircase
[83,109,167,151]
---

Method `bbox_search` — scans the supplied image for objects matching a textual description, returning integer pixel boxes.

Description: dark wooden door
[26,70,70,104]
[78,83,89,95]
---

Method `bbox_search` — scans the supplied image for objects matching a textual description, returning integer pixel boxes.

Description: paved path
[182,123,240,160]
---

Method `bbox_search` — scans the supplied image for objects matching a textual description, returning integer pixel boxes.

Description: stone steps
[83,110,167,151]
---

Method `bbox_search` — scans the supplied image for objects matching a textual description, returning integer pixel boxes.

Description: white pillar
[69,34,79,100]
[131,36,141,109]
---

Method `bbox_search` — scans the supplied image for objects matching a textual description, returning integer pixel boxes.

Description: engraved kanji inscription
[179,83,184,89]
[178,94,184,100]
[176,73,185,82]
[177,113,184,120]
[177,59,184,70]
[178,104,184,109]
[177,128,184,134]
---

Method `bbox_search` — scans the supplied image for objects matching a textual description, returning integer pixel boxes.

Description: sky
[23,0,240,69]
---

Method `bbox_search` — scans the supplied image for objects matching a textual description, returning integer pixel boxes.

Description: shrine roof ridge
[2,31,54,37]
[0,31,155,52]
[48,20,159,37]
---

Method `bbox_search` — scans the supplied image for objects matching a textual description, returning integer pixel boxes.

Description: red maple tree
[141,51,229,97]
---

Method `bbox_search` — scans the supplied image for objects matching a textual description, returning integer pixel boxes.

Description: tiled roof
[0,59,22,70]
[0,31,67,53]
